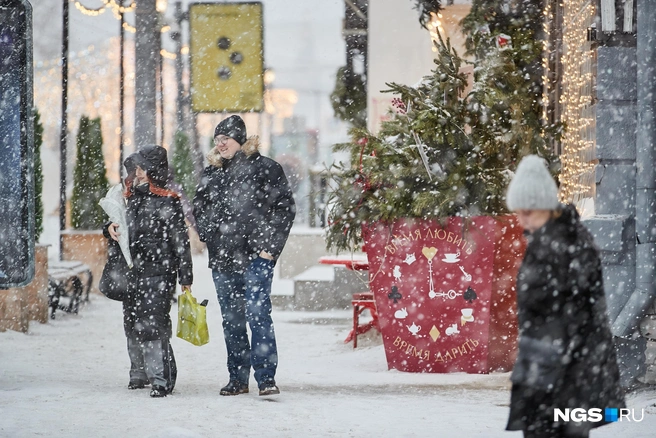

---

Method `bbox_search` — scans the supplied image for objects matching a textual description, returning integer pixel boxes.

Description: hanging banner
[0,0,34,289]
[189,2,264,113]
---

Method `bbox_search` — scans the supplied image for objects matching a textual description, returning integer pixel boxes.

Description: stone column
[585,40,642,387]
[0,288,28,333]
[26,244,50,323]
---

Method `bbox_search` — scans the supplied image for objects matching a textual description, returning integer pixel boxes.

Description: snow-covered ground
[2,247,656,437]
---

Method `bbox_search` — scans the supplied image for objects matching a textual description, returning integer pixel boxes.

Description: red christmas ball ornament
[496,33,512,50]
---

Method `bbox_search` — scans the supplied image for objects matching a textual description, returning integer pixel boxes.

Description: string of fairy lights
[73,0,136,19]
[541,1,551,125]
[556,0,596,204]
[542,0,596,205]
[35,38,181,182]
[427,11,445,53]
[73,1,170,39]
[36,1,180,182]
[74,0,177,57]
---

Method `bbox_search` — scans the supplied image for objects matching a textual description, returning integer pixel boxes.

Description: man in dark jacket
[505,155,624,438]
[193,115,296,396]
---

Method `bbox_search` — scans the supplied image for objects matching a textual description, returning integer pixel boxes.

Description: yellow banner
[189,2,264,113]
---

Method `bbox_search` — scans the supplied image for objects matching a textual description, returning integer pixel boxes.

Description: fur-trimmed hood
[207,135,260,168]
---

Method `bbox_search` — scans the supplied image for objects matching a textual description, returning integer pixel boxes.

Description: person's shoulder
[257,155,280,167]
[550,206,600,258]
[203,164,219,174]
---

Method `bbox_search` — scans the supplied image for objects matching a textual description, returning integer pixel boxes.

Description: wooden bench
[47,261,93,319]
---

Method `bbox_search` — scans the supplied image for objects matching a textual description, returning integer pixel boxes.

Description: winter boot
[128,380,148,390]
[258,381,280,396]
[220,380,249,396]
[150,385,168,398]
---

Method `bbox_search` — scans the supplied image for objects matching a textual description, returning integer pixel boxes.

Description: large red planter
[362,216,525,373]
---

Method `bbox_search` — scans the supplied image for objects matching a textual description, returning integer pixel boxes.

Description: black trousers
[523,425,589,438]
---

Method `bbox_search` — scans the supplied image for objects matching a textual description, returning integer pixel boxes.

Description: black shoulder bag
[99,239,132,301]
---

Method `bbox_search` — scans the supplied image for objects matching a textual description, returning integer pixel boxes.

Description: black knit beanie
[214,115,247,145]
[129,145,169,188]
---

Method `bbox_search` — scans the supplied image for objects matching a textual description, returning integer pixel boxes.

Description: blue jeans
[212,257,278,386]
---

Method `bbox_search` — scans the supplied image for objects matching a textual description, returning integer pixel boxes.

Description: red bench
[318,256,379,348]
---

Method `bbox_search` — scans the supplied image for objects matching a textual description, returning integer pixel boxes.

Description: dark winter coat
[123,182,192,341]
[193,136,296,272]
[506,205,625,435]
[103,146,193,341]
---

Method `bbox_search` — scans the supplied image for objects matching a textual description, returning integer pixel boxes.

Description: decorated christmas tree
[460,0,560,158]
[71,115,109,230]
[325,28,556,253]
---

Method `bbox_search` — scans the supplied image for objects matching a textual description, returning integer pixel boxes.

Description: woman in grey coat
[505,155,624,438]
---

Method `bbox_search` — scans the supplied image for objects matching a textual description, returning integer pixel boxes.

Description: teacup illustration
[406,322,421,335]
[442,250,460,263]
[461,308,474,321]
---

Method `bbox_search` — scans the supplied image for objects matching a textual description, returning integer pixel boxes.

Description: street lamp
[119,0,125,172]
[60,0,69,260]
[262,67,275,155]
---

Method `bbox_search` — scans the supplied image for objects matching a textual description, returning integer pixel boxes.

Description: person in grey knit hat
[505,154,624,437]
[505,154,559,233]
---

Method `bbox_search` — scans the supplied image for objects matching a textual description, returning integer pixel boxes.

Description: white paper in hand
[99,184,133,268]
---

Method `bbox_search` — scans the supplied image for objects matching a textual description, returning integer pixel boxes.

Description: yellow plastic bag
[176,290,209,346]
